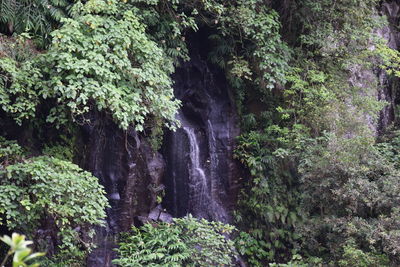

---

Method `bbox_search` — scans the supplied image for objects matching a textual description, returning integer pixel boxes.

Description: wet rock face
[82,114,164,266]
[377,1,400,132]
[381,1,400,50]
[162,33,241,223]
[347,1,400,136]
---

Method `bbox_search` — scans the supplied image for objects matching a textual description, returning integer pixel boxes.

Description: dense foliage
[0,0,182,133]
[0,138,108,265]
[229,0,400,266]
[113,215,237,266]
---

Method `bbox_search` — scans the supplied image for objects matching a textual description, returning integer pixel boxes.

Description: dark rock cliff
[83,115,164,266]
[378,0,400,132]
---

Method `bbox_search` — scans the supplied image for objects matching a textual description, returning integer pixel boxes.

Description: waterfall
[86,31,241,265]
[183,126,208,203]
[176,112,213,219]
[162,41,240,222]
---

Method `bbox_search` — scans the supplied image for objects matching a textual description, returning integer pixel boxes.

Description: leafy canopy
[39,0,180,130]
[0,0,182,132]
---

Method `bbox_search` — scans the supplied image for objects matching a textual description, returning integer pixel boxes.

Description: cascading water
[183,124,209,209]
[162,33,240,222]
[175,112,213,219]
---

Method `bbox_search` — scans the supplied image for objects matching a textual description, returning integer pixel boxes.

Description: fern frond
[0,0,73,46]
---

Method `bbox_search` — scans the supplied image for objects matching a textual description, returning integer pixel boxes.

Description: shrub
[0,155,109,263]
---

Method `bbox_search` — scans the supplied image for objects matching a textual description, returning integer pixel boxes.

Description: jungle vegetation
[1,0,400,266]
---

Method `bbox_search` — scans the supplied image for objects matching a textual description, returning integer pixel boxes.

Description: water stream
[162,42,240,222]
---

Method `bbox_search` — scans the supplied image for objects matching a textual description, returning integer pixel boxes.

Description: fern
[0,0,73,46]
[113,215,238,267]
